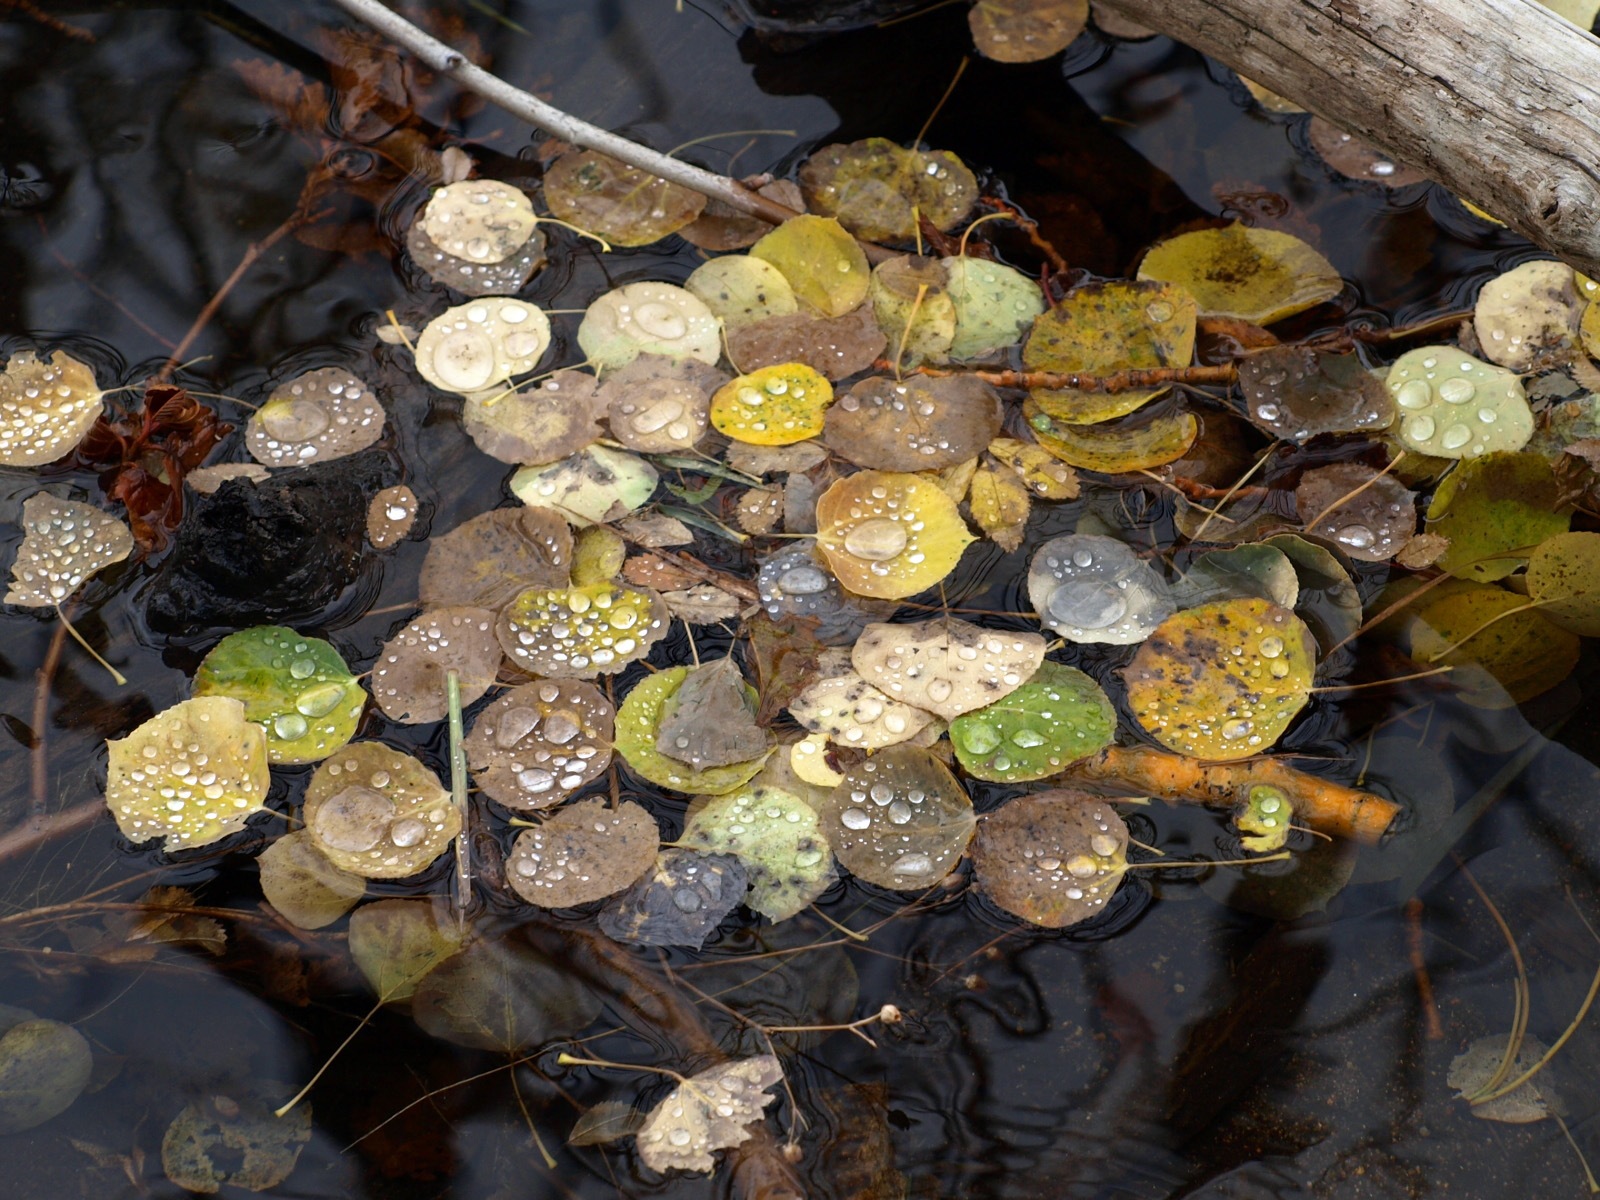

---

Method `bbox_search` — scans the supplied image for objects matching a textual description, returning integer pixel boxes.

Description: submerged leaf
[578,282,722,370]
[419,507,572,609]
[1124,598,1317,760]
[0,1015,92,1134]
[303,743,459,879]
[462,368,605,465]
[412,932,602,1051]
[543,149,706,247]
[0,349,103,466]
[616,667,773,794]
[162,1084,312,1194]
[1137,224,1342,324]
[105,697,270,850]
[1027,533,1174,644]
[853,617,1046,719]
[1386,346,1533,458]
[821,746,974,889]
[635,1055,784,1174]
[814,470,976,599]
[950,662,1115,781]
[496,583,669,678]
[1293,462,1416,562]
[710,363,834,445]
[1174,543,1299,610]
[246,368,384,466]
[1262,533,1363,651]
[1527,530,1600,635]
[1408,582,1580,706]
[192,625,364,764]
[798,139,977,243]
[415,299,552,394]
[510,444,659,527]
[256,830,366,930]
[757,542,897,645]
[597,849,748,949]
[506,797,659,907]
[347,898,463,1003]
[1423,451,1569,581]
[825,374,1002,471]
[681,785,833,920]
[5,495,133,607]
[971,790,1127,927]
[1448,1034,1556,1124]
[464,680,614,812]
[970,0,1089,62]
[370,607,502,724]
[750,215,870,317]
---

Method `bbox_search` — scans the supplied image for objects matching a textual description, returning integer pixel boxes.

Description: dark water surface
[3,3,1600,1198]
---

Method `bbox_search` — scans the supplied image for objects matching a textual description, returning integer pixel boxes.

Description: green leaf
[1424,451,1570,581]
[615,667,773,794]
[950,662,1115,782]
[681,786,833,921]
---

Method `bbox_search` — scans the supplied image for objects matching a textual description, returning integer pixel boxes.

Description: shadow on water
[1,1,1598,1197]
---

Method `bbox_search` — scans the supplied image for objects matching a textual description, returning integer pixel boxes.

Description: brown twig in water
[3,0,95,40]
[911,363,1239,392]
[1405,897,1445,1040]
[976,196,1070,274]
[0,800,102,864]
[29,619,70,828]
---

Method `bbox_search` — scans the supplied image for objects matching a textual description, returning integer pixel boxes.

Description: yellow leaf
[969,458,1031,551]
[1137,224,1342,324]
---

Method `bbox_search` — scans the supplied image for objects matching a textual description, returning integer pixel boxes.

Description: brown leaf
[655,658,772,769]
[748,614,826,727]
[232,59,329,138]
[623,552,706,593]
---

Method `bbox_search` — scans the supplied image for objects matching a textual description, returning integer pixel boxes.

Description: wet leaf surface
[798,140,977,243]
[419,507,572,610]
[814,470,976,599]
[506,798,659,908]
[1027,533,1174,643]
[654,657,772,771]
[597,850,748,949]
[1527,530,1600,635]
[544,149,706,247]
[303,743,459,879]
[246,368,384,466]
[510,445,659,526]
[496,582,668,678]
[749,215,870,317]
[950,661,1115,781]
[725,305,887,379]
[1473,260,1582,371]
[5,494,133,607]
[1237,345,1394,441]
[1027,403,1200,473]
[1408,582,1580,706]
[616,667,773,794]
[710,362,833,445]
[462,368,605,465]
[1137,224,1342,324]
[1423,451,1570,581]
[969,0,1089,62]
[600,355,723,454]
[681,785,833,920]
[578,282,722,370]
[1293,462,1416,562]
[370,606,502,724]
[853,616,1045,719]
[416,299,552,394]
[464,680,615,812]
[635,1054,783,1174]
[1386,346,1534,458]
[971,790,1127,926]
[826,374,1002,470]
[820,746,974,889]
[0,349,103,466]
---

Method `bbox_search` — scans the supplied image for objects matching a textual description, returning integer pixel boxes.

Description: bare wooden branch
[1095,0,1600,276]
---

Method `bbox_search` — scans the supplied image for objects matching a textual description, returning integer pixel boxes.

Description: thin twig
[29,619,69,827]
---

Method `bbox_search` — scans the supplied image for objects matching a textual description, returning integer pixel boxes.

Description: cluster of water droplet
[717,367,824,442]
[248,629,363,759]
[465,680,613,811]
[5,495,133,606]
[758,543,889,644]
[410,180,546,296]
[0,349,104,467]
[308,746,456,877]
[577,282,722,370]
[497,584,666,678]
[1026,534,1173,645]
[1237,347,1393,442]
[506,799,656,908]
[366,485,418,550]
[247,368,385,466]
[371,607,503,723]
[1294,462,1414,562]
[416,300,553,395]
[829,378,971,468]
[1386,346,1532,459]
[827,748,974,889]
[790,671,931,750]
[854,617,1044,720]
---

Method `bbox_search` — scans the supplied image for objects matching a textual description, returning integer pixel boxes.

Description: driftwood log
[1096,0,1600,276]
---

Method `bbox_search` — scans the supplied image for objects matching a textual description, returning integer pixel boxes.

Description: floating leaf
[246,367,385,467]
[988,437,1081,499]
[256,829,366,930]
[543,149,706,247]
[971,790,1127,926]
[464,680,614,812]
[726,306,887,380]
[814,470,976,599]
[412,931,602,1051]
[420,507,572,609]
[968,456,1031,551]
[407,180,546,296]
[710,363,834,445]
[821,746,974,889]
[506,797,658,908]
[1027,404,1199,473]
[0,349,103,465]
[635,1054,783,1174]
[105,697,270,849]
[192,625,364,764]
[1022,280,1196,423]
[678,179,803,251]
[0,1014,92,1134]
[1293,462,1416,562]
[655,657,772,771]
[854,617,1045,720]
[1262,533,1364,650]
[798,140,977,243]
[1386,346,1533,458]
[5,494,133,607]
[415,299,551,394]
[950,662,1114,781]
[510,444,659,527]
[597,849,749,949]
[302,743,459,879]
[462,368,605,465]
[601,355,723,454]
[347,898,463,1003]
[681,786,833,920]
[162,1084,312,1194]
[789,671,933,750]
[370,607,502,724]
[969,0,1088,62]
[1027,533,1174,644]
[826,375,1002,471]
[1200,834,1356,918]
[366,485,417,549]
[577,282,721,371]
[749,215,870,317]
[945,257,1047,359]
[1423,451,1570,581]
[569,1100,647,1147]
[1527,530,1600,635]
[615,667,773,794]
[1137,224,1342,324]
[663,585,748,625]
[1409,583,1580,706]
[1447,1035,1557,1124]
[496,582,668,678]
[1125,598,1317,760]
[1473,259,1582,371]
[870,255,956,366]
[1237,345,1394,441]
[1236,783,1292,853]
[1174,543,1299,610]
[685,256,798,330]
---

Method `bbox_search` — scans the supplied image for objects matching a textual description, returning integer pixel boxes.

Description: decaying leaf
[971,790,1128,927]
[869,254,956,366]
[820,746,975,889]
[685,255,798,330]
[1408,581,1580,706]
[988,437,1080,499]
[1473,259,1582,371]
[1423,451,1569,581]
[543,149,706,247]
[5,494,133,607]
[496,583,668,678]
[969,0,1089,63]
[257,829,366,930]
[303,743,459,879]
[1308,118,1429,186]
[681,785,833,920]
[506,797,659,907]
[1174,543,1299,610]
[597,850,749,949]
[1293,462,1416,562]
[1527,530,1600,635]
[462,368,605,465]
[1238,345,1394,442]
[105,696,270,850]
[367,485,418,548]
[789,670,933,750]
[465,680,615,811]
[798,139,977,243]
[945,257,1047,359]
[1027,404,1199,473]
[510,444,659,527]
[825,374,1003,471]
[246,368,385,466]
[369,606,502,724]
[1137,224,1342,324]
[411,931,602,1050]
[1447,1034,1557,1124]
[419,507,572,609]
[0,1011,93,1134]
[634,1054,784,1174]
[162,1084,311,1194]
[757,542,897,645]
[616,667,774,794]
[600,354,723,454]
[407,180,547,296]
[654,657,772,770]
[726,305,887,380]
[710,362,834,445]
[663,585,748,625]
[853,617,1045,719]
[968,456,1032,551]
[347,898,463,1003]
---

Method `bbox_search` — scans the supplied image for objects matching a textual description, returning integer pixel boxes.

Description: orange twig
[1062,744,1401,844]
[1405,897,1445,1040]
